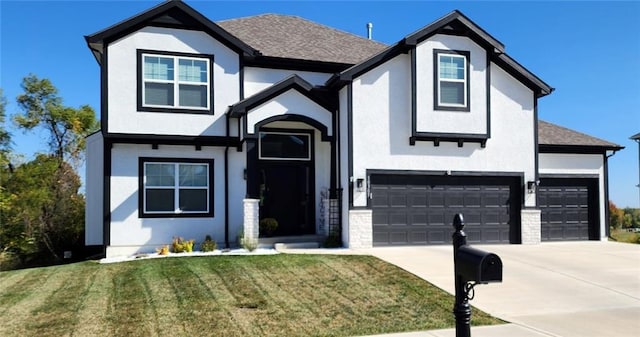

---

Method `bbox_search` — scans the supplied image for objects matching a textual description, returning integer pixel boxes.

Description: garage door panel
[539,179,597,241]
[372,175,518,246]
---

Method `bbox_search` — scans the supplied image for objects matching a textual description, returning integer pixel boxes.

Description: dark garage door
[538,178,599,241]
[371,174,521,246]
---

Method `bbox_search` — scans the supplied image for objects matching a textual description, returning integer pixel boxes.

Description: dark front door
[260,163,314,236]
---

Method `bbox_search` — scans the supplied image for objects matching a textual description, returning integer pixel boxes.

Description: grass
[0,254,502,337]
[610,229,640,244]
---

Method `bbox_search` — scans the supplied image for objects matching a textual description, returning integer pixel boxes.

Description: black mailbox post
[452,214,502,337]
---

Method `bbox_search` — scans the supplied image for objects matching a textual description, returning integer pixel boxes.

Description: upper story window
[139,158,214,218]
[138,50,213,113]
[434,50,470,111]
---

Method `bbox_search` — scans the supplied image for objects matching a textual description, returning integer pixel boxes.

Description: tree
[14,75,98,164]
[0,155,84,261]
[609,201,625,229]
[0,88,11,153]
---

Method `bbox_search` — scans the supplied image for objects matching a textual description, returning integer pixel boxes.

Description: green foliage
[323,234,342,248]
[200,235,217,252]
[14,75,98,163]
[240,237,258,252]
[0,154,84,263]
[609,202,640,230]
[259,217,278,236]
[171,237,195,253]
[0,88,11,153]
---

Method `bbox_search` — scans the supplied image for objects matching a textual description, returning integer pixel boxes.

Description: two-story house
[84,0,622,258]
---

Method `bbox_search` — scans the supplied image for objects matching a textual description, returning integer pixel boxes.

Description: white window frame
[143,162,210,215]
[258,131,312,161]
[142,53,211,110]
[437,53,468,108]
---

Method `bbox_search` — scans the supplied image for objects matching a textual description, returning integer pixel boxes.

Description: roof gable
[228,75,334,117]
[328,10,553,98]
[85,0,257,64]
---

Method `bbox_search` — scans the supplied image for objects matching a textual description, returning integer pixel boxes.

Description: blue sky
[1,0,639,207]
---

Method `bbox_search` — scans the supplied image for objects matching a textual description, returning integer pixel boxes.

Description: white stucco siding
[108,144,245,256]
[85,132,104,245]
[415,34,488,135]
[244,68,332,97]
[539,153,607,238]
[107,26,239,136]
[349,54,536,208]
[246,90,333,136]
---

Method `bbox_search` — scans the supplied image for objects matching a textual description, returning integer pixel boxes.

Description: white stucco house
[84,0,623,258]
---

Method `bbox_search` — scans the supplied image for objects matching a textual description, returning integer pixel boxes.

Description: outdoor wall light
[527,180,539,194]
[356,178,365,192]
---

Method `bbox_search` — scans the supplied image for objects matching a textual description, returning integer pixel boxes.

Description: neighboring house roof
[328,10,553,98]
[85,0,258,64]
[217,14,387,66]
[538,120,623,152]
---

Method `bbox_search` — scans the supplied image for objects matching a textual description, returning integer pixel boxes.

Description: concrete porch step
[274,242,320,250]
[258,235,325,249]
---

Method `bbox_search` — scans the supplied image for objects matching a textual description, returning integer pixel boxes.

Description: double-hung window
[434,50,470,111]
[140,158,214,217]
[140,51,212,111]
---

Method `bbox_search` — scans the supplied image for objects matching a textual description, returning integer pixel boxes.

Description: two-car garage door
[371,174,521,246]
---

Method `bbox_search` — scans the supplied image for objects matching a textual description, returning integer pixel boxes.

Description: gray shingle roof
[217,14,387,65]
[538,120,622,149]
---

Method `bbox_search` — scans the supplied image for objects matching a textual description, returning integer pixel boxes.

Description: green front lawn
[0,254,502,336]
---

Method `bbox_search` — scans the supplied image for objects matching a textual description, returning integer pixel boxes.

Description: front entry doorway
[257,129,315,236]
[259,163,314,236]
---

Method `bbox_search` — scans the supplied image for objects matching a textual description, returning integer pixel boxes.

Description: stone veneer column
[321,199,330,236]
[521,208,542,244]
[348,209,373,248]
[243,199,260,244]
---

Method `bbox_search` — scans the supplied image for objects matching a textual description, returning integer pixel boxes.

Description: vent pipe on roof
[366,22,373,40]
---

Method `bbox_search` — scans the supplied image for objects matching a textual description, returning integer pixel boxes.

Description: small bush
[172,237,195,253]
[259,218,278,236]
[201,235,217,252]
[323,234,342,248]
[241,237,258,252]
[156,245,170,255]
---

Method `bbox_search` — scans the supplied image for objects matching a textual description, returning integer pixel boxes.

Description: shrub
[156,245,169,255]
[259,218,278,236]
[172,237,195,253]
[201,235,217,252]
[241,238,258,252]
[323,234,342,248]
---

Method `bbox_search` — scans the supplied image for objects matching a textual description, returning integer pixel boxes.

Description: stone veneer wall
[348,209,373,248]
[243,199,260,244]
[521,208,541,244]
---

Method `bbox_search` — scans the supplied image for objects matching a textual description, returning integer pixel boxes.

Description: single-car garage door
[371,174,521,246]
[538,178,599,241]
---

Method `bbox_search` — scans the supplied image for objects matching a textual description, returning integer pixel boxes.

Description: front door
[256,129,315,236]
[260,163,314,236]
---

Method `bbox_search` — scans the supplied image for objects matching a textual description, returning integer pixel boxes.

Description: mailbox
[456,245,502,284]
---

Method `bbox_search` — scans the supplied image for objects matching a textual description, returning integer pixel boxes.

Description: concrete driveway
[364,242,640,337]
